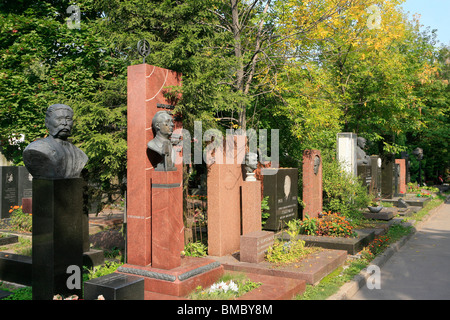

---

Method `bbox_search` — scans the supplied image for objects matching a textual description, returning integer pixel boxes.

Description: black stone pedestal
[32,178,85,300]
[84,273,144,300]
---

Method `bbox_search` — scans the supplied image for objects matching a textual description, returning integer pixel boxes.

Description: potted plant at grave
[367,198,383,213]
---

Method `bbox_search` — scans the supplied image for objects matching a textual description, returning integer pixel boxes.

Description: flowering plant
[209,280,239,294]
[299,211,357,238]
[8,206,32,233]
[366,235,390,256]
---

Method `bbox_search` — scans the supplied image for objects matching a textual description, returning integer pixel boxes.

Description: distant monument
[356,137,371,167]
[23,104,88,179]
[244,151,258,181]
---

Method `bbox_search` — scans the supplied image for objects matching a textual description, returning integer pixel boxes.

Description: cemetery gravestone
[0,166,18,219]
[302,150,322,219]
[207,135,246,256]
[262,168,298,231]
[337,133,357,177]
[240,231,274,264]
[369,156,381,197]
[125,64,183,267]
[31,178,84,299]
[381,154,395,199]
[23,104,88,300]
[401,152,411,184]
[395,159,406,195]
[117,63,223,298]
[17,166,33,206]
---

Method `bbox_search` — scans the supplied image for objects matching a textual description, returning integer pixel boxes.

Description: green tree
[0,0,128,206]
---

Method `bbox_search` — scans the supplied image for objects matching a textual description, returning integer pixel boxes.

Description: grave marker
[302,149,322,219]
[0,166,19,219]
[262,168,298,231]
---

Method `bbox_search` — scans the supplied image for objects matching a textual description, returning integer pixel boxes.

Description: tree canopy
[1,0,448,208]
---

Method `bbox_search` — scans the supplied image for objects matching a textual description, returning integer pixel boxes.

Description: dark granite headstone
[370,156,381,197]
[17,166,33,205]
[262,168,298,231]
[84,273,144,300]
[357,165,372,190]
[0,166,19,219]
[32,178,84,300]
[394,163,400,197]
[380,154,395,199]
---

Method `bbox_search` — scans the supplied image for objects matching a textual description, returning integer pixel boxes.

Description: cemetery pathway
[351,196,450,300]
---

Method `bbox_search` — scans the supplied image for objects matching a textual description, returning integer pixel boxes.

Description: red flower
[12,29,18,33]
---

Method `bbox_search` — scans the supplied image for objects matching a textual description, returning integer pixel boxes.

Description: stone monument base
[32,178,84,300]
[116,257,223,298]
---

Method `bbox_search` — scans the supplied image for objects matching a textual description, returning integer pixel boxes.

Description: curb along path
[328,195,450,300]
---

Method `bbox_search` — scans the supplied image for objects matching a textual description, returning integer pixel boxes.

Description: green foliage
[261,196,270,226]
[266,219,318,265]
[183,241,207,257]
[83,261,123,281]
[0,286,32,300]
[322,156,371,217]
[299,215,317,236]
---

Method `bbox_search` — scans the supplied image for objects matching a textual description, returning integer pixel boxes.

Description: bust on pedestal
[23,104,88,300]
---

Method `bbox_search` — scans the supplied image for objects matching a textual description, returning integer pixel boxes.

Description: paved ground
[351,196,450,300]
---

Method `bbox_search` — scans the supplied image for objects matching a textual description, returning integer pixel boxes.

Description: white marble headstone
[337,132,357,177]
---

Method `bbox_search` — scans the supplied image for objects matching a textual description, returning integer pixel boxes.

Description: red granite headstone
[395,159,406,195]
[120,64,223,298]
[207,135,246,257]
[240,231,274,263]
[126,64,182,267]
[151,170,184,270]
[302,149,322,219]
[241,180,262,235]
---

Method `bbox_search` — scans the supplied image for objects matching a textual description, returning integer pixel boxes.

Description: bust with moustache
[23,104,88,179]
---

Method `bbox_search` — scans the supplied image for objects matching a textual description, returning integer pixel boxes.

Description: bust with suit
[23,104,88,179]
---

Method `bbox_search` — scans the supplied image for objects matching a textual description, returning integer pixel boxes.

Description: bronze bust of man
[23,104,88,179]
[147,110,176,171]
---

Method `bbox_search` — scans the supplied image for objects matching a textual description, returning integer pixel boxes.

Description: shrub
[8,206,32,233]
[322,158,371,217]
[299,215,317,235]
[261,196,270,227]
[266,219,318,264]
[183,241,207,257]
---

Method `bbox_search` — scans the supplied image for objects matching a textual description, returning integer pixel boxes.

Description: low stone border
[327,196,447,300]
[0,234,18,246]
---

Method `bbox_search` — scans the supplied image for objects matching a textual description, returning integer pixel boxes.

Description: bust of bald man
[23,104,88,179]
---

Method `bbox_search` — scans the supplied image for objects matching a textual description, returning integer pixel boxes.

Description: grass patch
[0,236,32,256]
[0,284,32,300]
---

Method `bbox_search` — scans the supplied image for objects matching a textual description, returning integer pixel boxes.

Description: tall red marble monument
[302,149,323,219]
[117,64,222,298]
